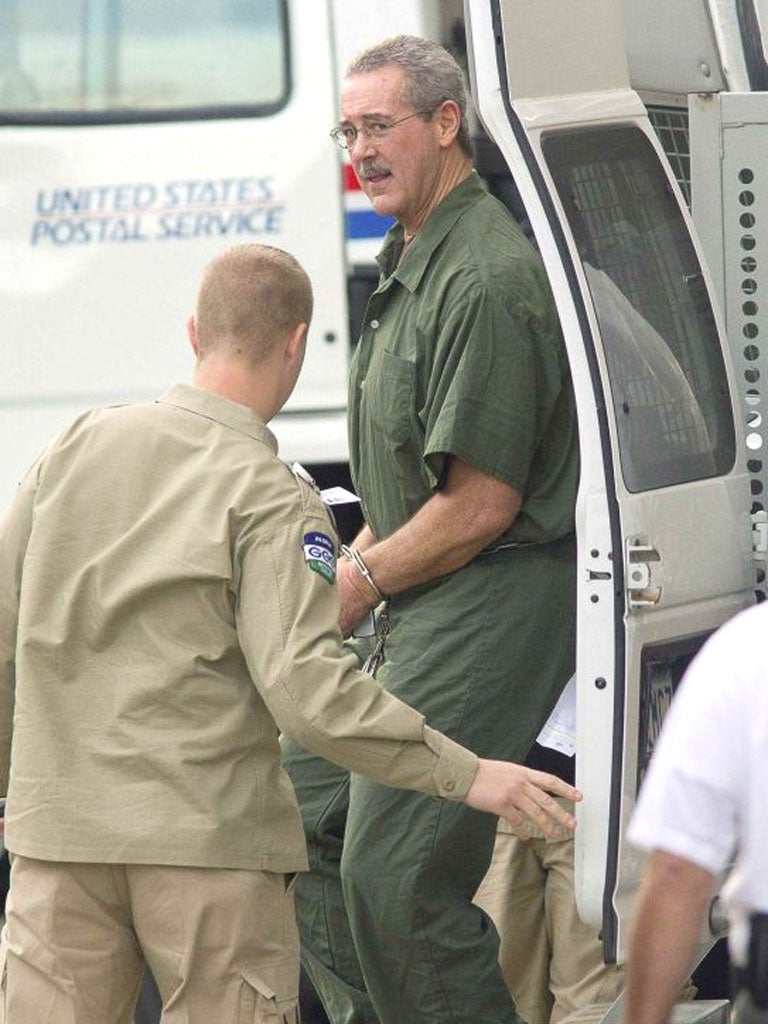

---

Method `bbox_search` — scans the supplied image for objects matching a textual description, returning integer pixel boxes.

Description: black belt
[481,532,576,556]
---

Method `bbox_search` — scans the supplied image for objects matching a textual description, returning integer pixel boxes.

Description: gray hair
[347,35,472,158]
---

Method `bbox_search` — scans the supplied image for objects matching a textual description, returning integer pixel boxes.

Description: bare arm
[339,456,521,635]
[349,523,376,552]
[624,851,716,1024]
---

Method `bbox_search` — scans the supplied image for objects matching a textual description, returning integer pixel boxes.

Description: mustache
[358,160,391,180]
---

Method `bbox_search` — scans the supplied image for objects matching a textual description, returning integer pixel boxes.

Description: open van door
[465,0,755,962]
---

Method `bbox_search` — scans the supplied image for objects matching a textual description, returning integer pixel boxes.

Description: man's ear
[285,321,309,367]
[435,99,461,148]
[187,315,200,357]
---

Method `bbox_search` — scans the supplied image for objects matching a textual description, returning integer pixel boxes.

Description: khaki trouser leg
[1,856,300,1024]
[2,856,144,1024]
[474,819,626,1024]
[543,832,625,1024]
[474,822,553,1024]
[130,863,299,1023]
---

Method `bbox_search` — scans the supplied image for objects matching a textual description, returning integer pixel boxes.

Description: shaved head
[194,244,313,365]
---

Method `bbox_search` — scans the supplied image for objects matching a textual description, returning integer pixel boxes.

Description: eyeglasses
[329,110,432,150]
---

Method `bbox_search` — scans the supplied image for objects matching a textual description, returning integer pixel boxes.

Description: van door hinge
[626,538,662,608]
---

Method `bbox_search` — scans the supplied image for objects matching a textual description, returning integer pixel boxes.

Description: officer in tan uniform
[0,243,579,1024]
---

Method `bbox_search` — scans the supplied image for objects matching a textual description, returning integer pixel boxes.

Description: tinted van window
[543,125,735,492]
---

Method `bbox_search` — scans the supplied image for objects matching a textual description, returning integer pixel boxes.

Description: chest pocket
[364,350,416,447]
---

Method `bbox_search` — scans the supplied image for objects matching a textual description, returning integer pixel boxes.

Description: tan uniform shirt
[0,385,477,871]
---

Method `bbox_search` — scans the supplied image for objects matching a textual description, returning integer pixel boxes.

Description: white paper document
[320,486,362,506]
[289,462,361,506]
[536,674,576,757]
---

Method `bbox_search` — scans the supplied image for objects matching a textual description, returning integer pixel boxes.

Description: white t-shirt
[628,601,768,963]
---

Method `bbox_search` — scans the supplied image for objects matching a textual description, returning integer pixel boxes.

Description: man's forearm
[349,523,376,553]
[336,498,479,635]
[365,492,500,596]
[625,852,715,1024]
[348,457,520,599]
[337,458,520,635]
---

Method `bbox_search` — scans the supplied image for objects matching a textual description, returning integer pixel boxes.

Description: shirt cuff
[423,725,479,801]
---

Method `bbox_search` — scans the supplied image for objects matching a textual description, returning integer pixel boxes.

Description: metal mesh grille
[543,125,735,492]
[647,105,691,208]
[569,156,723,484]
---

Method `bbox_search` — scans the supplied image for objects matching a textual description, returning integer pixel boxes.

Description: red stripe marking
[343,164,362,191]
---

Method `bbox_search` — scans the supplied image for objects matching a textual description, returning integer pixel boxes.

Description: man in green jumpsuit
[281,36,580,1024]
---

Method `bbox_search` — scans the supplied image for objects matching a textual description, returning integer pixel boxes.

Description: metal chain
[361,605,390,677]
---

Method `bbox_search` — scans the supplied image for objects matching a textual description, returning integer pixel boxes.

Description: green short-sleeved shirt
[348,172,579,545]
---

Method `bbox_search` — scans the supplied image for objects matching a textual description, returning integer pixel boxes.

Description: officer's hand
[464,760,581,838]
[337,556,378,637]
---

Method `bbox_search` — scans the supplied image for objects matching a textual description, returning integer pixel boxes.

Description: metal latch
[752,510,767,561]
[626,538,662,608]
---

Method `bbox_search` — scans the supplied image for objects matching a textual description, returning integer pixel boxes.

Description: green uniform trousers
[282,540,576,1024]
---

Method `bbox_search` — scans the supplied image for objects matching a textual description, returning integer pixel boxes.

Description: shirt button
[370,319,380,329]
[444,780,455,793]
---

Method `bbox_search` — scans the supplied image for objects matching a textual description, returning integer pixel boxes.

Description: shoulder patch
[302,532,336,584]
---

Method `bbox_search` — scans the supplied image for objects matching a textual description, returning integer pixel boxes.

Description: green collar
[376,171,488,293]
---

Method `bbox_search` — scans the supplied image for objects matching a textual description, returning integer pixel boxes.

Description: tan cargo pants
[0,855,299,1024]
[473,812,626,1024]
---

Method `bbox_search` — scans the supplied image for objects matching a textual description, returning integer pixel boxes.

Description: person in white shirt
[625,602,768,1024]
